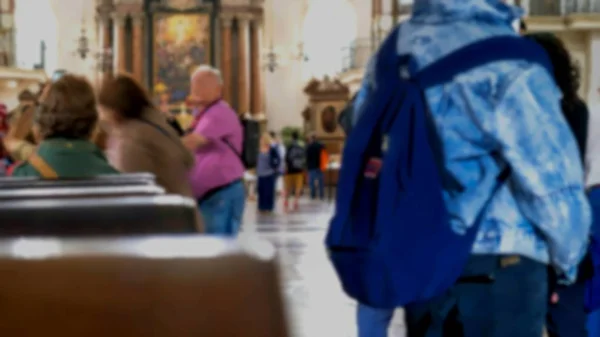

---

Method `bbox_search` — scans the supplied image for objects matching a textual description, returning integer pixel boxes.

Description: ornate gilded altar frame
[144,0,217,98]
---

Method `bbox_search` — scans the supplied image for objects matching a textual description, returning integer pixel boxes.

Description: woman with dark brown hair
[11,75,118,178]
[97,74,194,198]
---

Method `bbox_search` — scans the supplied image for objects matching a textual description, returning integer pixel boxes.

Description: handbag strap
[28,152,58,179]
[187,99,222,133]
[222,137,242,158]
[138,118,180,145]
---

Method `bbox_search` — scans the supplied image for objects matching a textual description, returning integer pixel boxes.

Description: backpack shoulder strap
[28,152,58,179]
[373,26,403,82]
[414,36,553,89]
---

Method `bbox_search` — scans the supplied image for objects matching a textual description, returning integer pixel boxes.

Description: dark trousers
[257,174,276,211]
[404,255,547,337]
[308,169,324,200]
[547,280,588,337]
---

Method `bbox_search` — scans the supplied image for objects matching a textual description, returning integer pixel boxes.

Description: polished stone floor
[240,197,407,337]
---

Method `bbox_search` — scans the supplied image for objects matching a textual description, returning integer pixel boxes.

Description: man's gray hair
[192,65,223,85]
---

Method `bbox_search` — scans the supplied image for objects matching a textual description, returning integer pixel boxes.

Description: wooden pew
[0,236,289,337]
[0,173,156,189]
[0,185,165,200]
[0,195,198,236]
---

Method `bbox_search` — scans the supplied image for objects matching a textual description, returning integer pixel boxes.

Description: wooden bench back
[0,195,198,236]
[0,237,288,337]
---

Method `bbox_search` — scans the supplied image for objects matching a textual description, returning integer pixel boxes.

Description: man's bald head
[189,65,224,108]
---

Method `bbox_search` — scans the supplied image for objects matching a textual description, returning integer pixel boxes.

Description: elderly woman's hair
[526,33,581,100]
[35,75,98,140]
[97,73,153,119]
[526,32,582,117]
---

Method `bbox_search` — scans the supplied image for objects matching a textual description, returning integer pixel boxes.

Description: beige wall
[263,0,366,132]
[262,0,308,131]
[15,0,98,81]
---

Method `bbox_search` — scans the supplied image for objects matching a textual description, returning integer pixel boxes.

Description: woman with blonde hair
[11,75,118,178]
[97,73,195,198]
[256,132,280,213]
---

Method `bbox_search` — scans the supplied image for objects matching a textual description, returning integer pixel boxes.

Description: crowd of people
[252,130,329,214]
[0,65,332,236]
[5,0,599,336]
[335,1,600,336]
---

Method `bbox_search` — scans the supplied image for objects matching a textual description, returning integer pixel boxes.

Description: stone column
[372,0,383,47]
[96,14,113,82]
[112,12,127,74]
[132,13,145,84]
[372,0,382,18]
[250,18,263,116]
[237,14,250,115]
[220,14,233,103]
[391,0,399,25]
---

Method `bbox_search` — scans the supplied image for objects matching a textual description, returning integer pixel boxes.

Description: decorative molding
[236,12,254,23]
[220,13,235,27]
[149,0,214,13]
[111,12,128,24]
[130,12,146,24]
[304,76,350,102]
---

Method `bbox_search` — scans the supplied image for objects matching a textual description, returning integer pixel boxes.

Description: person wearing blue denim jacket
[353,1,591,336]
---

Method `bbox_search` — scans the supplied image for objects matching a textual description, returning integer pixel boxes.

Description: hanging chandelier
[263,42,308,73]
[77,27,90,59]
[264,45,278,73]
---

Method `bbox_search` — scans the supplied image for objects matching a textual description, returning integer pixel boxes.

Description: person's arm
[182,132,208,151]
[181,111,227,151]
[3,105,36,161]
[472,64,591,282]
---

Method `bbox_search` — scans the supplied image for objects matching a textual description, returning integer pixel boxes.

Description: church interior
[0,0,600,336]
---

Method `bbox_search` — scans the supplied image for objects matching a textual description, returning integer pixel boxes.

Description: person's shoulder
[213,100,237,115]
[10,161,36,177]
[574,98,589,113]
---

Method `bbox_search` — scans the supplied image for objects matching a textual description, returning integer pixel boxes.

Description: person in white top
[270,131,286,195]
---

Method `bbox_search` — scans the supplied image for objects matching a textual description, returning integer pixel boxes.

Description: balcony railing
[527,0,600,16]
[341,38,375,72]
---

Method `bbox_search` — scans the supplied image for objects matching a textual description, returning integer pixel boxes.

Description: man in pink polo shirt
[182,65,245,235]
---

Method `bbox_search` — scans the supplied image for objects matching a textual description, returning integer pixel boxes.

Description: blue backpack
[326,27,553,309]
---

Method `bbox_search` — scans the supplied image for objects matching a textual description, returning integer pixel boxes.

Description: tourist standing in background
[270,130,286,195]
[305,133,325,200]
[183,65,245,236]
[256,132,280,213]
[284,130,306,212]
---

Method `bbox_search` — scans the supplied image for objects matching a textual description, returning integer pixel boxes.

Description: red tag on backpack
[364,157,382,178]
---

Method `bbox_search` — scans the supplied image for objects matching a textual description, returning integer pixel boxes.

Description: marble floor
[239,197,406,337]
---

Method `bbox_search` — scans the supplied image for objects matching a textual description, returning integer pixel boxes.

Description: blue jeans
[588,310,600,337]
[357,255,547,337]
[198,180,245,236]
[357,304,393,337]
[308,169,324,200]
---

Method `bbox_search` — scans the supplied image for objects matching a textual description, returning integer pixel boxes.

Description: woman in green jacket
[11,75,118,178]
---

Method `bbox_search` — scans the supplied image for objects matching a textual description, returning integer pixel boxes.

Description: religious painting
[153,13,211,104]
